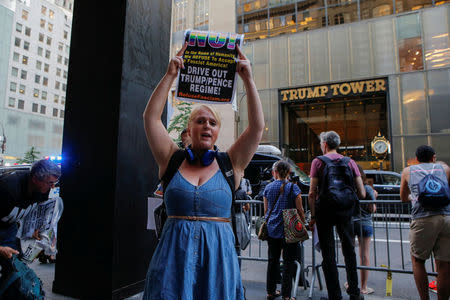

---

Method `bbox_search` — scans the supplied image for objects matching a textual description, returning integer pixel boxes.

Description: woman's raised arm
[228,45,265,182]
[143,43,187,178]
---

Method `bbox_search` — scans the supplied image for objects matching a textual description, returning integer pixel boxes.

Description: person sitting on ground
[142,43,264,299]
[400,145,450,300]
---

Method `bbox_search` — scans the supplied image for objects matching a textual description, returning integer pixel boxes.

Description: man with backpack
[308,131,366,300]
[400,145,450,300]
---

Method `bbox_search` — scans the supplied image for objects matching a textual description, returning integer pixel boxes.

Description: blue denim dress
[143,170,244,300]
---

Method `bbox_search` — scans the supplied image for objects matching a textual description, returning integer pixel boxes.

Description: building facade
[169,0,236,151]
[236,1,450,173]
[0,0,72,164]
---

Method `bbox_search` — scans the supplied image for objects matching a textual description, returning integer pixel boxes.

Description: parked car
[0,164,32,176]
[364,170,401,200]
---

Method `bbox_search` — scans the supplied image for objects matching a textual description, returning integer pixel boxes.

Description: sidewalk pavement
[32,259,423,300]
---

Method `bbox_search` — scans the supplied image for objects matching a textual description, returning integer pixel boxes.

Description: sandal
[267,290,281,299]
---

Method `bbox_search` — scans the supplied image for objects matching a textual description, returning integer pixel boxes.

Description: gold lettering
[375,79,386,91]
[330,84,339,96]
[320,86,328,97]
[307,87,321,98]
[350,81,365,94]
[366,80,375,92]
[281,90,289,101]
[298,88,307,99]
[339,83,351,95]
[290,89,298,100]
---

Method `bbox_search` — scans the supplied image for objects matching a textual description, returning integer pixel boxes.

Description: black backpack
[417,164,450,209]
[155,150,240,250]
[317,155,358,217]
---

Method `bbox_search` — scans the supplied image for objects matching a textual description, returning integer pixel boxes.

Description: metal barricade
[235,195,438,299]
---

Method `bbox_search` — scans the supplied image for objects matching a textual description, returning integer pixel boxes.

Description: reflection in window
[8,97,15,108]
[373,4,391,17]
[34,88,39,97]
[18,100,24,109]
[35,75,40,83]
[40,105,46,114]
[20,70,27,80]
[13,52,19,62]
[25,27,31,36]
[397,14,423,72]
[10,82,17,92]
[11,67,18,77]
[395,0,433,14]
[401,73,427,134]
[32,103,38,112]
[22,10,28,20]
[422,8,450,69]
[427,69,450,134]
[19,84,25,94]
[43,77,48,86]
[22,56,28,65]
[40,19,45,28]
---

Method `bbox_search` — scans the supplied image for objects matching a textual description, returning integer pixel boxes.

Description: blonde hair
[188,104,221,128]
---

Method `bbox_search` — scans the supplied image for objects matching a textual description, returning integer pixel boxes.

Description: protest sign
[175,30,244,104]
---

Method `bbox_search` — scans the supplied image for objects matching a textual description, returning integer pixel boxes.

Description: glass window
[49,10,54,19]
[8,97,15,108]
[309,30,330,83]
[13,52,19,62]
[34,88,39,97]
[40,19,45,28]
[405,136,428,164]
[401,72,427,134]
[422,7,450,69]
[397,14,423,72]
[16,22,22,33]
[56,68,61,76]
[19,84,25,94]
[60,110,64,118]
[23,41,29,51]
[270,37,288,88]
[46,37,52,46]
[54,94,59,103]
[330,26,351,80]
[382,174,401,185]
[388,76,401,135]
[40,105,46,114]
[11,67,18,77]
[372,18,396,75]
[48,23,53,32]
[41,5,47,15]
[44,63,49,72]
[327,0,358,26]
[20,70,27,80]
[45,50,51,59]
[62,84,66,92]
[432,135,450,166]
[14,37,21,47]
[64,58,69,66]
[22,10,28,20]
[18,99,24,109]
[360,0,393,20]
[53,108,58,117]
[61,96,65,105]
[32,103,38,112]
[63,70,68,79]
[36,60,42,70]
[55,81,60,89]
[395,0,433,14]
[64,31,68,39]
[22,56,28,65]
[350,23,372,77]
[10,82,17,92]
[43,77,48,86]
[38,47,43,56]
[57,55,62,63]
[25,27,31,36]
[41,91,47,100]
[39,33,44,42]
[58,42,63,51]
[35,74,40,83]
[427,69,450,134]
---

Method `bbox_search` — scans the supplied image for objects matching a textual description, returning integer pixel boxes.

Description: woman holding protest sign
[142,42,264,299]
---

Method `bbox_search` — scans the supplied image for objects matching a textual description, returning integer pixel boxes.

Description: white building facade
[1,0,72,163]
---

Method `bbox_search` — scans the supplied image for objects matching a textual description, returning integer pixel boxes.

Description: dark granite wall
[53,1,171,298]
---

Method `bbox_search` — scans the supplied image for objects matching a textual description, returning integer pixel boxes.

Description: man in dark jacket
[0,159,60,261]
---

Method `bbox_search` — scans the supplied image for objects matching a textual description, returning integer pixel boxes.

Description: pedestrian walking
[400,145,450,300]
[142,43,264,300]
[264,160,305,300]
[307,131,366,300]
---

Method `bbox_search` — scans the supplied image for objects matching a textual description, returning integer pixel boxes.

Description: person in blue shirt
[263,160,305,300]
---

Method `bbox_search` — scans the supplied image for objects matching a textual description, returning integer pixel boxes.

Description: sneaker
[429,280,437,294]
